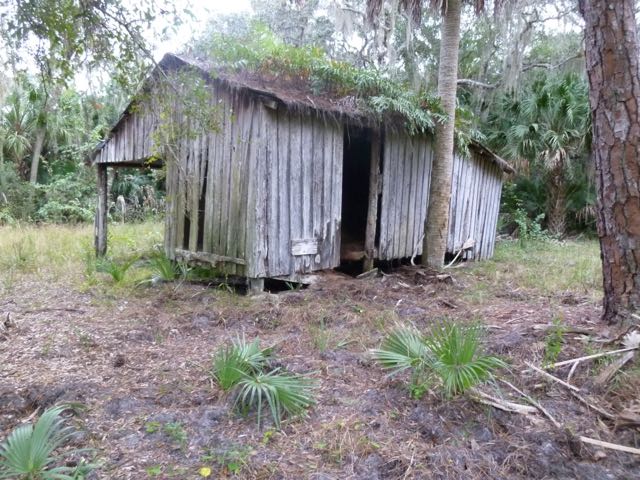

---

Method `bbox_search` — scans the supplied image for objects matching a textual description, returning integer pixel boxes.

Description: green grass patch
[0,222,163,290]
[465,239,601,301]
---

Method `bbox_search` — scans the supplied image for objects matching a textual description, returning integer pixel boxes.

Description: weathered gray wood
[363,131,381,271]
[278,110,292,274]
[94,164,108,257]
[247,277,265,295]
[301,118,314,271]
[174,248,246,265]
[291,239,319,256]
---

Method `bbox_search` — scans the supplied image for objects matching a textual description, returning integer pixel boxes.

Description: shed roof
[93,53,514,173]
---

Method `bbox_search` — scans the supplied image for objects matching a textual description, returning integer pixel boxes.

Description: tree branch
[457,79,496,89]
[522,53,584,72]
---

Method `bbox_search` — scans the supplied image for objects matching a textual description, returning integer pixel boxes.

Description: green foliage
[212,336,271,391]
[423,323,507,397]
[147,253,182,282]
[488,73,592,234]
[513,208,547,247]
[96,256,138,283]
[211,336,314,428]
[544,317,566,366]
[162,422,187,448]
[372,321,505,397]
[197,24,486,142]
[236,369,315,429]
[0,405,93,480]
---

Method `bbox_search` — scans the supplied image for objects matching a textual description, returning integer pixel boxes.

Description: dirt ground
[1,260,639,479]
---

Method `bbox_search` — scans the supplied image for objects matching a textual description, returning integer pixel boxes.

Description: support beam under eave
[95,164,108,257]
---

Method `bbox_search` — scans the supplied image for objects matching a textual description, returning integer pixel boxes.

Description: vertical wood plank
[363,131,381,270]
[95,164,108,256]
[289,114,303,272]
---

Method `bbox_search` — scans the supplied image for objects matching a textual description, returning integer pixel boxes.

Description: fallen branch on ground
[579,436,640,455]
[594,350,636,386]
[501,379,562,429]
[522,346,638,372]
[525,362,581,392]
[469,388,537,414]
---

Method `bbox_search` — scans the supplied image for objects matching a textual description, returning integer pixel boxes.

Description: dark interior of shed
[340,127,372,264]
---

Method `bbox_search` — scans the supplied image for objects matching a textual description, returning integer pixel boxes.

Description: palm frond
[212,335,271,391]
[425,321,506,396]
[0,405,88,480]
[371,325,431,376]
[235,369,315,429]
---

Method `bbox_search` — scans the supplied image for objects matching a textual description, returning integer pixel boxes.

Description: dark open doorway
[340,126,373,264]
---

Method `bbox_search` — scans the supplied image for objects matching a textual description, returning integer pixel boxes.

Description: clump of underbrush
[211,336,315,429]
[372,320,505,398]
[0,405,94,479]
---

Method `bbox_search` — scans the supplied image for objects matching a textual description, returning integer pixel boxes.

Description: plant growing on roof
[0,405,94,480]
[197,25,485,145]
[372,320,506,397]
[211,335,315,429]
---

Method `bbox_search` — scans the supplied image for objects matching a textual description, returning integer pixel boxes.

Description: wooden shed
[92,53,513,289]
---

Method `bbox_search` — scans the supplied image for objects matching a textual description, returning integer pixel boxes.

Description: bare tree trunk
[579,0,640,325]
[423,0,461,269]
[29,128,45,184]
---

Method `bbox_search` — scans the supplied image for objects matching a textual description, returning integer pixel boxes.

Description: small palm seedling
[96,256,137,284]
[236,370,315,429]
[0,405,93,480]
[212,336,271,391]
[211,336,315,428]
[147,253,182,282]
[372,321,505,398]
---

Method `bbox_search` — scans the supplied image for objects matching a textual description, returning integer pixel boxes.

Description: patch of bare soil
[1,266,638,479]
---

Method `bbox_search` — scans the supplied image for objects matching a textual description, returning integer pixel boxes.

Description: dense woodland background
[0,0,595,239]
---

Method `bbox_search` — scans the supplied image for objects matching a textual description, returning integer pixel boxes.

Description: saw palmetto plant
[372,321,506,397]
[0,405,93,480]
[212,336,315,428]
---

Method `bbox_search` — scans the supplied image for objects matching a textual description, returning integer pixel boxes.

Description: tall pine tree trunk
[423,0,462,269]
[580,0,640,324]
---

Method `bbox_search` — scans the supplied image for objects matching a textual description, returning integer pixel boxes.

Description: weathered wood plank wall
[255,109,344,278]
[378,133,502,262]
[378,132,433,260]
[97,76,504,276]
[95,97,159,165]
[447,152,503,260]
[165,86,265,276]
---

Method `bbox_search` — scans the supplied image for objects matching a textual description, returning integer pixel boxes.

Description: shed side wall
[165,85,267,276]
[378,132,434,260]
[447,152,503,260]
[253,109,343,278]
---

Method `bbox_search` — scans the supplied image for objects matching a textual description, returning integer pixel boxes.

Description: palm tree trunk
[423,0,462,269]
[29,128,45,184]
[547,167,567,237]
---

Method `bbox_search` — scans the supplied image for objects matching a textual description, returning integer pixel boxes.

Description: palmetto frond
[372,321,505,397]
[235,369,315,429]
[0,405,89,480]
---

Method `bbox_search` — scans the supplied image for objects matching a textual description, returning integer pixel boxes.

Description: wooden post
[247,277,264,295]
[363,131,381,271]
[95,164,108,257]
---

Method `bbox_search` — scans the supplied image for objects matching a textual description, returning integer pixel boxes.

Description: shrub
[0,405,93,480]
[372,321,505,398]
[96,256,137,283]
[211,336,314,428]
